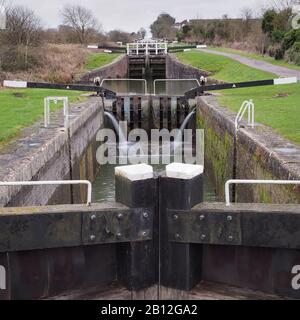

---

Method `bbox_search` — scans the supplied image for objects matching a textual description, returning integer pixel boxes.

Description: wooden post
[115,164,158,291]
[160,163,204,291]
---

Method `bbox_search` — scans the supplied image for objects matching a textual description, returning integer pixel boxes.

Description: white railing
[100,78,148,95]
[0,180,92,206]
[225,179,300,206]
[153,79,200,95]
[235,100,255,132]
[44,97,69,130]
[127,42,168,56]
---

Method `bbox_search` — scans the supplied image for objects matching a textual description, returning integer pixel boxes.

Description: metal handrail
[153,79,200,95]
[235,100,254,132]
[126,42,168,55]
[0,180,92,206]
[225,179,300,206]
[44,97,69,130]
[100,78,148,95]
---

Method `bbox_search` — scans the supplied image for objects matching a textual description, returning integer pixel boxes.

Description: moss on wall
[196,112,233,200]
[198,97,300,205]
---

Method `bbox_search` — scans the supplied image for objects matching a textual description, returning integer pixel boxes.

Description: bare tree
[240,7,254,41]
[137,27,147,39]
[269,0,298,10]
[61,5,100,44]
[0,5,41,71]
[108,29,132,43]
[6,6,41,46]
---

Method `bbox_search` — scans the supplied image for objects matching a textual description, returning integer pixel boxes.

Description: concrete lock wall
[166,54,209,80]
[0,97,104,207]
[79,55,128,83]
[196,95,300,204]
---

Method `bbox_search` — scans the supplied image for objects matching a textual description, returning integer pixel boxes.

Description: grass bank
[0,50,120,147]
[218,83,300,145]
[176,50,300,145]
[175,50,275,82]
[85,53,121,71]
[209,47,300,72]
[0,88,84,146]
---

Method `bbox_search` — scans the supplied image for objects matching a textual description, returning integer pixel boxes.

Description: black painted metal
[184,79,275,99]
[0,204,153,252]
[26,81,117,98]
[168,45,198,52]
[96,46,126,53]
[159,173,204,291]
[168,203,300,249]
[115,175,159,291]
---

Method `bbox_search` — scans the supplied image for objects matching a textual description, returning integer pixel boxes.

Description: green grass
[0,88,85,146]
[217,83,300,145]
[85,53,121,71]
[209,46,300,72]
[0,52,119,147]
[175,49,300,145]
[175,50,275,82]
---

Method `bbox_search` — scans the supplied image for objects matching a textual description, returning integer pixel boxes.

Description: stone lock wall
[0,97,104,207]
[197,95,300,204]
[166,54,208,80]
[79,55,128,83]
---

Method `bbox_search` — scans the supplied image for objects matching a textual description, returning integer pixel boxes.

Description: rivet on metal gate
[174,233,182,240]
[227,215,233,222]
[116,232,122,239]
[142,231,148,237]
[173,214,178,220]
[201,234,206,240]
[90,235,96,241]
[90,214,96,221]
[143,212,149,219]
[228,235,233,242]
[199,215,205,221]
[117,213,124,220]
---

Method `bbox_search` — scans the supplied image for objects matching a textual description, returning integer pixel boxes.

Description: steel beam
[184,77,297,99]
[0,203,153,252]
[3,81,117,98]
[168,202,300,249]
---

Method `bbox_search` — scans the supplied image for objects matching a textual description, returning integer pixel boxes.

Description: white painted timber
[166,163,204,180]
[196,45,207,48]
[87,45,98,49]
[115,164,154,181]
[274,77,297,85]
[3,80,27,88]
[104,50,112,53]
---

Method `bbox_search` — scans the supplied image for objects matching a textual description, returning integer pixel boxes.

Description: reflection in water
[102,80,147,95]
[92,161,217,203]
[154,80,199,96]
[101,79,200,96]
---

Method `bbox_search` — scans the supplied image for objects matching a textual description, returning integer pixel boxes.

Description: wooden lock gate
[0,167,300,300]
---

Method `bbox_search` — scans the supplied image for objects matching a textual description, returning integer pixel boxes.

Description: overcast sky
[11,0,269,33]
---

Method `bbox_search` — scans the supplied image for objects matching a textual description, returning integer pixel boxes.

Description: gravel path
[200,49,300,80]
